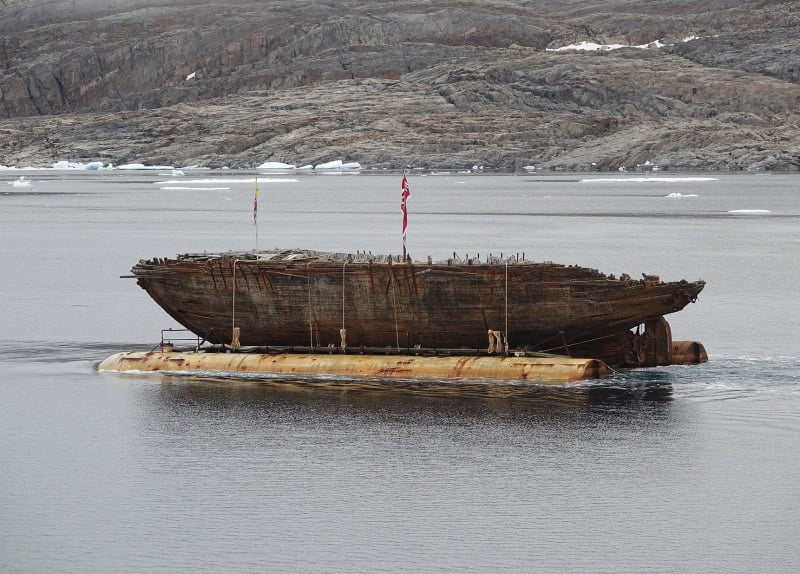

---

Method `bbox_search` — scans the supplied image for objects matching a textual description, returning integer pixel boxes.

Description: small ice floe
[665,192,699,198]
[728,209,771,214]
[51,160,110,170]
[8,176,32,187]
[636,160,661,172]
[257,161,296,170]
[161,186,230,191]
[155,177,298,187]
[582,177,718,183]
[118,163,175,170]
[314,160,361,173]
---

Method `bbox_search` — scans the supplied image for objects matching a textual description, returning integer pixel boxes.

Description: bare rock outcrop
[1,0,799,171]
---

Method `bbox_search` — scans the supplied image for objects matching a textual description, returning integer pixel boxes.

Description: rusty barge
[100,249,707,382]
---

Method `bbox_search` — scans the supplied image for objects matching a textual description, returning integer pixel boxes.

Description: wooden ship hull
[130,249,705,368]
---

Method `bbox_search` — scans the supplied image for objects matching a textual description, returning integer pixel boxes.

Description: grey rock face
[1,0,798,171]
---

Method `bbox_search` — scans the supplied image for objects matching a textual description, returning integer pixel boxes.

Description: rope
[342,262,346,331]
[231,327,241,350]
[487,330,506,355]
[539,330,622,354]
[340,262,347,350]
[231,259,239,347]
[504,263,509,346]
[390,262,400,351]
[307,262,313,350]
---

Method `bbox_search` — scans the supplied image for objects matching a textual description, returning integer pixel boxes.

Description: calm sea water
[1,170,799,573]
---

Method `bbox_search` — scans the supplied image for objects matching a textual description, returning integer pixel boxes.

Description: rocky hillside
[1,0,799,171]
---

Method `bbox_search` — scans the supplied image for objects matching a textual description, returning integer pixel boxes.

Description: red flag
[401,174,411,239]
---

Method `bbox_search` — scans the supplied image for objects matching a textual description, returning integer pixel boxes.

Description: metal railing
[152,328,203,352]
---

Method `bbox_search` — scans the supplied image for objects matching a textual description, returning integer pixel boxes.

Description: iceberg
[314,160,361,172]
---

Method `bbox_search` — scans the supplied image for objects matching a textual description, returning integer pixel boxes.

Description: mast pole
[401,170,410,262]
[253,176,260,252]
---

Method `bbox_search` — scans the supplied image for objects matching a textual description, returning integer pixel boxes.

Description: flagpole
[253,176,259,252]
[401,170,411,262]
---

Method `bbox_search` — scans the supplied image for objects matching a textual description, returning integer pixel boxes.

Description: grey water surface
[1,171,798,573]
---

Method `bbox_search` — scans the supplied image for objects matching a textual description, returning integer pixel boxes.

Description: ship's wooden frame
[130,249,705,367]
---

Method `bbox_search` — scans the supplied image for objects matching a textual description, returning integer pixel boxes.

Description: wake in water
[647,357,800,394]
[4,337,797,411]
[0,340,151,364]
[9,340,797,389]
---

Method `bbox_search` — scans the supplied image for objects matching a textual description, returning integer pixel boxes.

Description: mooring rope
[488,330,506,354]
[390,262,400,351]
[342,262,346,329]
[340,262,347,350]
[539,331,621,354]
[504,263,509,349]
[231,259,240,347]
[307,262,313,350]
[231,327,241,350]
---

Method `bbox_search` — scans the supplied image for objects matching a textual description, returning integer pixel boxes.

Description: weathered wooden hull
[131,250,704,366]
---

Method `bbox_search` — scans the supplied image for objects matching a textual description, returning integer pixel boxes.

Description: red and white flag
[401,174,411,240]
